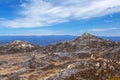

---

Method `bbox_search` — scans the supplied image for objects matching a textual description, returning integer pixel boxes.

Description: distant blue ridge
[0,36,120,46]
[0,35,77,46]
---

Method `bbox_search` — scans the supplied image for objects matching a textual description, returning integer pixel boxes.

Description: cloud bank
[1,0,120,28]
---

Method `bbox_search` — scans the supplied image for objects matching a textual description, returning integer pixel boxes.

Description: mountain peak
[81,33,94,37]
[7,40,36,48]
[76,33,97,40]
[12,40,26,44]
[13,40,23,43]
[0,40,39,54]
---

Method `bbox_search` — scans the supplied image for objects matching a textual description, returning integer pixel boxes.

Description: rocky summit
[0,40,39,54]
[0,33,120,80]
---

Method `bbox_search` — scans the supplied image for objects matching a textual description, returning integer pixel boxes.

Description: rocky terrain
[0,40,39,54]
[0,33,120,80]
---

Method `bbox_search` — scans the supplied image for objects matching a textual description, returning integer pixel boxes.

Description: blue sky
[0,0,120,36]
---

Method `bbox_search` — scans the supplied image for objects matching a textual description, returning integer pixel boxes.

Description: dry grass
[19,71,37,80]
[108,76,120,80]
[19,69,62,80]
[0,54,26,62]
[0,66,20,73]
[34,69,62,80]
[48,61,62,66]
[40,69,61,78]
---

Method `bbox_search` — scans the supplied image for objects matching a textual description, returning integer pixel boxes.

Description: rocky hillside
[0,33,120,80]
[0,40,39,54]
[43,33,120,57]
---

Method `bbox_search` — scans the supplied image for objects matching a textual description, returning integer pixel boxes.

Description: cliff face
[0,33,120,80]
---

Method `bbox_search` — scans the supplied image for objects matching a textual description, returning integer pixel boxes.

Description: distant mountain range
[0,35,77,46]
[0,35,120,46]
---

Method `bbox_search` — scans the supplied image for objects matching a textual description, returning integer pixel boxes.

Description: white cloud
[1,0,120,28]
[91,27,120,32]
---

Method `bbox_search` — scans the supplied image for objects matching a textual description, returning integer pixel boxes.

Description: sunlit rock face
[0,33,120,80]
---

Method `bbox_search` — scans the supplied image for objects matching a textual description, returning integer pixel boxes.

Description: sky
[0,0,120,36]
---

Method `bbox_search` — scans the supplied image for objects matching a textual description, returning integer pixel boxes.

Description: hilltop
[0,40,39,54]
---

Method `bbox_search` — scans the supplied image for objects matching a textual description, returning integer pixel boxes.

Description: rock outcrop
[0,40,39,54]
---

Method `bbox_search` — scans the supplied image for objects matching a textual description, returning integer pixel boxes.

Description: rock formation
[0,40,39,54]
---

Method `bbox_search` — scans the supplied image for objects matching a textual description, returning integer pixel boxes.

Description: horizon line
[0,34,120,37]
